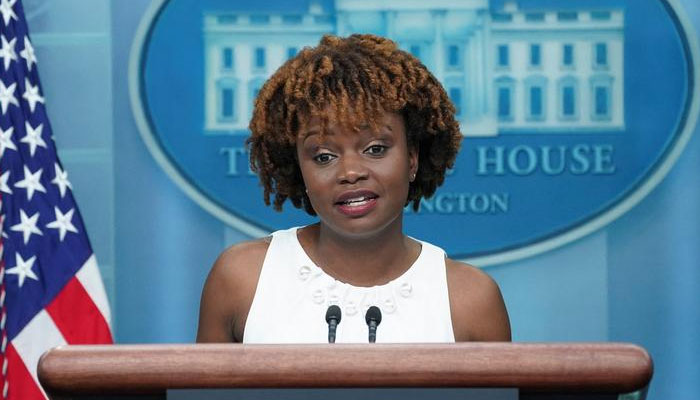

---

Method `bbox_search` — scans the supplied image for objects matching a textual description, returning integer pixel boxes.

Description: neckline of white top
[287,226,426,292]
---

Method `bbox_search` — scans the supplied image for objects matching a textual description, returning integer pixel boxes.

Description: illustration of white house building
[203,0,624,136]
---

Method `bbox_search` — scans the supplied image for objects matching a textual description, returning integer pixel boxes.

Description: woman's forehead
[297,111,405,142]
[299,108,400,131]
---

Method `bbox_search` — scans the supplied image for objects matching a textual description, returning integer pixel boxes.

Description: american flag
[0,0,113,399]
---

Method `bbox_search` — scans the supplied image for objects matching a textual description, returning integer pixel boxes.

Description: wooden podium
[38,343,652,400]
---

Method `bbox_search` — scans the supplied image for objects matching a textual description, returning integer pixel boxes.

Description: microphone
[365,306,382,343]
[325,305,342,343]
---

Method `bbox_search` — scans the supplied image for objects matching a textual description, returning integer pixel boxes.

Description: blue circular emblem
[130,0,698,265]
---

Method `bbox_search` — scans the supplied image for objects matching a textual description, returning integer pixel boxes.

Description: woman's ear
[408,145,419,182]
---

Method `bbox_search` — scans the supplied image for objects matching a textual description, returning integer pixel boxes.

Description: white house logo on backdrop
[130,0,698,265]
[204,1,625,137]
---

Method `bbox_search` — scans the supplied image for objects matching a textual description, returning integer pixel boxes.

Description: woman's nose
[336,154,369,184]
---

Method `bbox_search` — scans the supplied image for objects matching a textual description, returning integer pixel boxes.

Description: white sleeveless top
[243,227,455,343]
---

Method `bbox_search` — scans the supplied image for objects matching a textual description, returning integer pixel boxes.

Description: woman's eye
[365,145,387,156]
[313,153,335,164]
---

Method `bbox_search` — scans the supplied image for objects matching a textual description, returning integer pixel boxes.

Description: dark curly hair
[247,34,462,215]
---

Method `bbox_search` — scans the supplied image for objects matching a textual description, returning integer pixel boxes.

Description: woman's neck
[300,221,420,287]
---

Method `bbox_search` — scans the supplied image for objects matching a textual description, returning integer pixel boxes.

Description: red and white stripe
[7,255,112,400]
[1,197,8,400]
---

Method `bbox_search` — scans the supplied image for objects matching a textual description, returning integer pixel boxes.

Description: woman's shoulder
[196,237,271,342]
[445,258,512,342]
[213,237,272,276]
[207,236,273,306]
[445,258,497,295]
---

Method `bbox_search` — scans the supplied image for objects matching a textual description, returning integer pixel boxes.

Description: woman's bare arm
[446,259,511,342]
[196,239,269,342]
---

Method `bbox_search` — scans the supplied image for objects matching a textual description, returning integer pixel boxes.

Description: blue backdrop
[27,0,700,398]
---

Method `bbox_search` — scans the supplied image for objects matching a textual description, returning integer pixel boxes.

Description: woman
[197,34,510,343]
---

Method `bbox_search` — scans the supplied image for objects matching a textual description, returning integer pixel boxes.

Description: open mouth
[336,195,378,207]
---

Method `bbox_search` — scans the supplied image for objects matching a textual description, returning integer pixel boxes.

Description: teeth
[342,196,372,205]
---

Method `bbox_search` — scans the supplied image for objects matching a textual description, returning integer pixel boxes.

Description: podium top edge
[38,342,653,397]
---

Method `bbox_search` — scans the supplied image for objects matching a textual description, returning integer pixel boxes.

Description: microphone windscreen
[365,306,382,325]
[325,305,342,323]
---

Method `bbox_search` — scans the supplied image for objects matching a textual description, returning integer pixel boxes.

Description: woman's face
[296,111,418,238]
